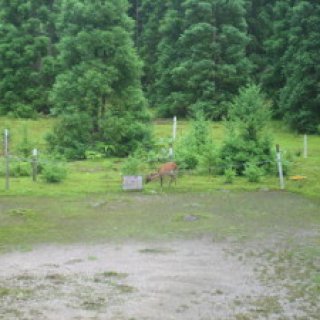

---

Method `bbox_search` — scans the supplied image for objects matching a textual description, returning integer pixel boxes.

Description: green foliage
[85,150,104,161]
[0,161,31,177]
[41,161,67,183]
[152,0,251,118]
[48,0,151,159]
[100,111,152,157]
[244,163,264,183]
[220,84,273,175]
[224,167,236,184]
[17,126,33,157]
[46,113,93,160]
[278,2,320,133]
[175,112,213,170]
[121,156,141,175]
[0,0,57,116]
[198,140,218,175]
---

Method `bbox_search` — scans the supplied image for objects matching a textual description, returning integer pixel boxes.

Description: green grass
[0,191,319,250]
[0,116,319,249]
[0,119,319,198]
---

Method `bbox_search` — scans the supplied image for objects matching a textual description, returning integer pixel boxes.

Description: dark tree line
[130,0,320,132]
[0,0,319,157]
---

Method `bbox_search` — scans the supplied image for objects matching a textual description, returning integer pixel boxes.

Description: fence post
[303,134,308,159]
[172,116,177,141]
[32,148,38,182]
[4,129,9,190]
[276,144,285,190]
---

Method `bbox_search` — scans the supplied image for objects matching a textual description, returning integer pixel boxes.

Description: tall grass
[0,117,319,198]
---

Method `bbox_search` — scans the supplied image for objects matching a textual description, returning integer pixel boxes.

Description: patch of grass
[87,255,98,261]
[253,296,283,315]
[81,297,106,310]
[0,192,319,251]
[0,117,319,199]
[0,287,33,299]
[0,287,11,297]
[115,284,135,294]
[94,271,128,283]
[139,248,174,254]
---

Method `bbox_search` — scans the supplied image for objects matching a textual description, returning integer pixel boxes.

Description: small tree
[220,84,273,174]
[175,111,216,170]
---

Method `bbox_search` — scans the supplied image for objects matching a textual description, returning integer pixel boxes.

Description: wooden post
[4,129,9,190]
[32,148,38,182]
[172,116,177,141]
[276,144,285,190]
[303,134,308,159]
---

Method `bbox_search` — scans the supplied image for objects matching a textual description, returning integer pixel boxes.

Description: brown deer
[145,162,178,190]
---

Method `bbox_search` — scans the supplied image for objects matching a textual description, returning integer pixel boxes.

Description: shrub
[175,111,213,170]
[85,150,104,160]
[220,85,273,175]
[121,156,141,175]
[10,161,32,177]
[224,167,236,184]
[198,140,218,174]
[244,163,264,182]
[41,161,67,183]
[46,113,93,160]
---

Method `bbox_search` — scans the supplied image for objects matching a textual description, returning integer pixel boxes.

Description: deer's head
[145,173,158,184]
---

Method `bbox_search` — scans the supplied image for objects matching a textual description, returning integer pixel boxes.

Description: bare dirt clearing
[0,238,319,320]
[0,191,319,319]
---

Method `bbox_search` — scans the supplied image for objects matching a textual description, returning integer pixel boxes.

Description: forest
[0,0,319,159]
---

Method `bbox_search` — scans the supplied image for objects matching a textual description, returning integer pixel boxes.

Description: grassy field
[0,117,319,198]
[0,117,319,319]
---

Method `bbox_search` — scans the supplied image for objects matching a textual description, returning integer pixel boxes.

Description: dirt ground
[0,237,318,320]
[0,191,319,319]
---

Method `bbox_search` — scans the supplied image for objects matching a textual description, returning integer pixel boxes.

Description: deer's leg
[170,172,176,186]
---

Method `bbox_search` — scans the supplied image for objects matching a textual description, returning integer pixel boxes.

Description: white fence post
[172,116,177,141]
[304,134,308,159]
[4,129,9,190]
[276,144,285,190]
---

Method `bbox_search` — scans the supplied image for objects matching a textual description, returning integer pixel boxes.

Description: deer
[145,162,178,191]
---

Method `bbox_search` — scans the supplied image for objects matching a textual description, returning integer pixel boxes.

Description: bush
[85,150,104,160]
[121,156,141,175]
[224,167,236,184]
[41,161,67,183]
[198,140,218,174]
[220,85,273,175]
[244,163,264,183]
[175,111,213,170]
[10,161,32,177]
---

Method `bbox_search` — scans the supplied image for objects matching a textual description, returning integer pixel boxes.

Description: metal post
[276,144,285,190]
[172,116,177,141]
[4,129,9,190]
[304,134,308,159]
[32,148,38,182]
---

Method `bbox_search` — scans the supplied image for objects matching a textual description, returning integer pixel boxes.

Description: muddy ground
[0,238,319,320]
[0,192,319,319]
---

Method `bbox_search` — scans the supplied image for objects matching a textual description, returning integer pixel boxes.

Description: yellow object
[289,175,307,181]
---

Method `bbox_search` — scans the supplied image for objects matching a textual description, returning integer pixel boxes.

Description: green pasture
[0,117,319,310]
[0,117,319,198]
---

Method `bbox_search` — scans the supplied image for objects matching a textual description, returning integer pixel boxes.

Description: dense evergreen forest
[0,0,319,157]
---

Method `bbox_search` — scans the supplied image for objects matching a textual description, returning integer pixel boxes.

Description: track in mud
[1,238,318,320]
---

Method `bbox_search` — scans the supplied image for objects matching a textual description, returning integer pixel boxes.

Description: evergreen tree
[220,84,273,174]
[262,0,296,117]
[0,0,57,117]
[245,0,276,82]
[278,1,320,132]
[135,0,170,107]
[155,0,251,119]
[49,0,151,158]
